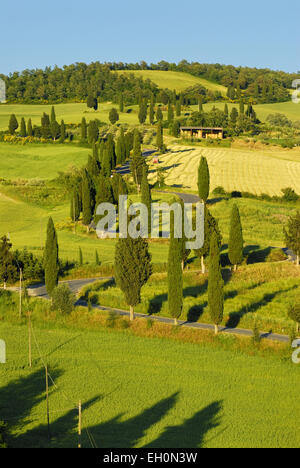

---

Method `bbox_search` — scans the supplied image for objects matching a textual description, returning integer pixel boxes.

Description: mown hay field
[148,145,300,196]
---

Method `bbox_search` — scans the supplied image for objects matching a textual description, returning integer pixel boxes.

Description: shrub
[266,248,288,263]
[281,188,299,202]
[252,320,261,345]
[51,285,75,315]
[212,186,227,196]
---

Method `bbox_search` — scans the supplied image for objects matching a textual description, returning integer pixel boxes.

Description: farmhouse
[180,126,224,139]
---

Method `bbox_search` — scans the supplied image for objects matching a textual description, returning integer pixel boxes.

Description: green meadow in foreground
[0,320,299,448]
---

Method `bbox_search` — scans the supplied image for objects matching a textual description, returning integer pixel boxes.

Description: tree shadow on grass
[83,392,180,448]
[145,400,223,448]
[226,285,298,328]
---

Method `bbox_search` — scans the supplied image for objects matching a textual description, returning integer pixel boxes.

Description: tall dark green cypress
[167,102,174,125]
[82,171,92,226]
[81,117,87,141]
[228,204,244,271]
[115,236,152,321]
[130,129,145,191]
[168,215,183,325]
[20,118,26,137]
[44,217,59,296]
[51,106,56,124]
[141,165,152,235]
[199,97,203,112]
[198,156,210,203]
[27,118,33,137]
[8,114,18,135]
[156,121,164,152]
[60,120,65,142]
[149,97,155,125]
[208,231,224,334]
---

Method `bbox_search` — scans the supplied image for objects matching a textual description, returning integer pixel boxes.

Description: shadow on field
[226,285,298,328]
[85,392,180,448]
[145,400,223,448]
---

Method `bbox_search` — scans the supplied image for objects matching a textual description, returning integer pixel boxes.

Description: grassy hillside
[116,70,227,94]
[0,143,90,180]
[0,187,170,264]
[201,101,300,122]
[0,320,299,448]
[148,145,300,196]
[0,102,141,131]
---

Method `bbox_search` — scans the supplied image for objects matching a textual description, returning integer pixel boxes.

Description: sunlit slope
[116,70,227,94]
[148,145,300,196]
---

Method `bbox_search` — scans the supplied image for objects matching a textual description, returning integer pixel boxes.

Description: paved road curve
[22,278,290,344]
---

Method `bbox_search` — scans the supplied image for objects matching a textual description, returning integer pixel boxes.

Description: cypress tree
[288,299,300,333]
[116,136,123,166]
[239,99,245,115]
[8,114,18,135]
[101,148,112,178]
[44,217,59,296]
[119,94,124,112]
[198,156,210,203]
[20,117,26,137]
[82,171,92,226]
[167,102,174,125]
[88,120,99,144]
[141,165,152,235]
[199,97,203,112]
[115,236,152,321]
[95,250,100,265]
[109,108,119,125]
[156,121,164,152]
[284,211,300,266]
[208,231,224,335]
[138,100,147,124]
[156,107,163,122]
[41,113,51,139]
[107,134,116,169]
[51,106,56,124]
[149,98,155,125]
[81,117,87,141]
[168,216,183,325]
[176,100,181,117]
[27,118,33,137]
[0,236,17,289]
[228,204,244,271]
[224,104,229,119]
[60,120,65,142]
[99,139,105,163]
[194,206,222,274]
[119,127,126,164]
[79,247,83,266]
[230,107,238,125]
[130,129,145,191]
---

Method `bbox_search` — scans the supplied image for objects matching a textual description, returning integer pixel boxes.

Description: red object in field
[153,158,159,164]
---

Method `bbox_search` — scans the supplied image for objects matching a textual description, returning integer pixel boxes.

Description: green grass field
[148,145,300,196]
[0,186,171,265]
[0,320,299,448]
[0,143,90,180]
[115,70,227,94]
[0,102,142,131]
[201,101,300,122]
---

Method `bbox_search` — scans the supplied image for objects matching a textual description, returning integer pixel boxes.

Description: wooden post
[78,400,82,448]
[19,268,22,319]
[28,312,32,368]
[45,365,51,439]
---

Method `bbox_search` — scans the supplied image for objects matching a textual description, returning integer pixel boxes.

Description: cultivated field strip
[150,146,300,196]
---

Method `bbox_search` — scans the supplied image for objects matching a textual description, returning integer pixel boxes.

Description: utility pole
[19,268,22,319]
[45,364,51,439]
[78,400,82,448]
[28,312,32,368]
